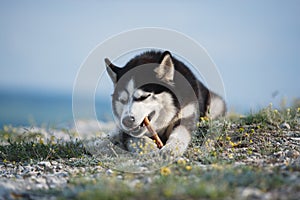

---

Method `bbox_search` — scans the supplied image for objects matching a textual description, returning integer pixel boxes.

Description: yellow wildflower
[3,125,9,132]
[177,158,186,166]
[230,141,241,147]
[185,166,192,171]
[211,151,217,157]
[3,134,9,140]
[50,135,56,144]
[160,167,171,176]
[200,116,209,121]
[229,141,235,147]
[211,164,222,170]
[247,149,253,155]
[39,138,44,145]
[226,136,231,141]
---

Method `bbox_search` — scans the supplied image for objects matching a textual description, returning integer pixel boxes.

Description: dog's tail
[207,92,226,119]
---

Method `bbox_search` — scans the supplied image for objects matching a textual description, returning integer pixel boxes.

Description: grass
[0,104,299,199]
[0,139,86,163]
[0,126,86,163]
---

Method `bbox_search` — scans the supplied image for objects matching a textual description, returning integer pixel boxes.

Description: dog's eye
[134,94,151,101]
[118,97,128,104]
[117,91,128,104]
[119,99,127,104]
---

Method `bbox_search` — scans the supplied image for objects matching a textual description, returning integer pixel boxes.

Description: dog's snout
[122,115,135,128]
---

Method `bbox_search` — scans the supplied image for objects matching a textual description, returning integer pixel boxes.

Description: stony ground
[0,105,299,200]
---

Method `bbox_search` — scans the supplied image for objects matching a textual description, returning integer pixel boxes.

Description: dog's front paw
[159,140,187,159]
[126,136,159,154]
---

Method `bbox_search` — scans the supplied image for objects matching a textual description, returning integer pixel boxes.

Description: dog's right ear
[105,58,120,85]
[154,51,175,85]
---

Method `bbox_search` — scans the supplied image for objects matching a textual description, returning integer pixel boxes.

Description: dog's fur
[105,50,226,155]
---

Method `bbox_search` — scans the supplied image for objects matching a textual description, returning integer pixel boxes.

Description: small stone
[51,161,58,165]
[15,175,22,179]
[56,172,69,178]
[128,179,141,189]
[286,150,300,159]
[6,164,14,168]
[33,177,48,190]
[79,167,86,173]
[56,165,63,170]
[46,176,67,189]
[105,169,113,176]
[117,175,123,180]
[38,161,52,168]
[280,122,290,130]
[240,187,271,200]
[144,177,152,184]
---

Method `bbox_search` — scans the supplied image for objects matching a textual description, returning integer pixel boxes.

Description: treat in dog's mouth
[130,111,155,134]
[139,111,155,127]
[143,116,163,149]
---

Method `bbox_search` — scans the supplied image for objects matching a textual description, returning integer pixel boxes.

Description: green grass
[0,104,299,199]
[0,139,86,163]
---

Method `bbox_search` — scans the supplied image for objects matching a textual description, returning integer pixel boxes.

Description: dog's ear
[105,58,120,85]
[154,51,175,84]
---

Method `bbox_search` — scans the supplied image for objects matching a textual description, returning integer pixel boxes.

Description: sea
[0,89,113,129]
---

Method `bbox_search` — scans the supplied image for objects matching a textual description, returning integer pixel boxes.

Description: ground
[0,104,299,200]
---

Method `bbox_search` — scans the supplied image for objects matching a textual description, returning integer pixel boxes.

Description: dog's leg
[161,125,191,156]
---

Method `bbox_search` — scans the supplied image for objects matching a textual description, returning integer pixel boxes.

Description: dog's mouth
[129,111,155,136]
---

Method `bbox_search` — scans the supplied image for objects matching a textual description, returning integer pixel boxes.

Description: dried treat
[143,117,164,149]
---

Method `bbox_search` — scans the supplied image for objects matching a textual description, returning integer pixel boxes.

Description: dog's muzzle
[121,111,155,136]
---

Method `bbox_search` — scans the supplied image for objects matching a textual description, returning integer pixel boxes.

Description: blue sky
[0,0,299,113]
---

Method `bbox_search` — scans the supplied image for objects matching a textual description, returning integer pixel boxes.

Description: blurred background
[0,0,299,127]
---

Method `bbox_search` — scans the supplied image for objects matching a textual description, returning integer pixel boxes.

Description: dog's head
[105,51,178,137]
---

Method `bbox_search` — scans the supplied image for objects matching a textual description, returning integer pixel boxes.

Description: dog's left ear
[105,58,121,85]
[154,51,175,84]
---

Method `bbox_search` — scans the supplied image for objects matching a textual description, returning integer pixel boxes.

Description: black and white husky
[105,51,226,155]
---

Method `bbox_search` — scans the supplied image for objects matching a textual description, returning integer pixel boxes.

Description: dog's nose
[122,116,135,128]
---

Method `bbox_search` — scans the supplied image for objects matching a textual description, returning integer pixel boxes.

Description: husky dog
[105,51,226,155]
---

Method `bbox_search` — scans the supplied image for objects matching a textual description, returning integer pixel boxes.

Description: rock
[128,179,141,189]
[240,187,272,200]
[56,172,69,178]
[33,177,48,190]
[46,176,67,189]
[38,161,52,168]
[117,175,123,180]
[286,150,300,159]
[280,122,290,130]
[105,169,113,176]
